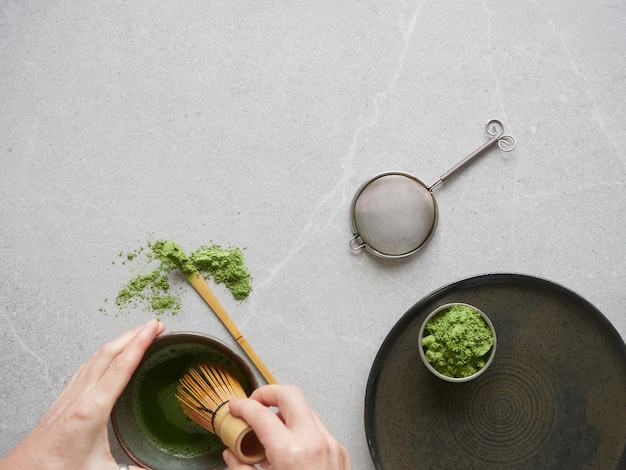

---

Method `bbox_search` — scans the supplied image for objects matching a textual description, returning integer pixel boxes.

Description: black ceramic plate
[364,274,626,469]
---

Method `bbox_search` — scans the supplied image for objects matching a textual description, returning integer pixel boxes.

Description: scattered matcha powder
[112,239,252,318]
[190,245,252,300]
[422,304,495,378]
[115,270,180,316]
[151,240,198,279]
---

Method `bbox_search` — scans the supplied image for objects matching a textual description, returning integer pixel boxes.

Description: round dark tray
[364,274,626,469]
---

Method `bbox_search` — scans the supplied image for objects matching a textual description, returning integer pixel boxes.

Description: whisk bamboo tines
[176,363,266,465]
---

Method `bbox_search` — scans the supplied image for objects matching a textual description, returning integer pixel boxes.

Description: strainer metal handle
[429,119,516,191]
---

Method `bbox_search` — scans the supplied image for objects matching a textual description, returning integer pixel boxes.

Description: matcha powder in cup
[420,303,496,380]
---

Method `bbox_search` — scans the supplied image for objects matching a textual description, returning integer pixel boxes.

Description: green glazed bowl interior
[112,332,258,470]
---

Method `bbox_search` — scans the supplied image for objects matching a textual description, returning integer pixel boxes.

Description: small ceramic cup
[418,302,497,383]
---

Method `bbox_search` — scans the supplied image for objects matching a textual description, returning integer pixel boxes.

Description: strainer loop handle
[429,119,516,191]
[349,234,365,251]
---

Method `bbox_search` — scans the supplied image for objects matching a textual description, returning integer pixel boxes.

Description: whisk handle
[215,405,266,465]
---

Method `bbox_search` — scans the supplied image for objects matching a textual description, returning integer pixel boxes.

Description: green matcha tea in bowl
[418,302,496,382]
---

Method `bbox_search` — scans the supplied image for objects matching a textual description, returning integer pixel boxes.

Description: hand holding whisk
[176,363,266,465]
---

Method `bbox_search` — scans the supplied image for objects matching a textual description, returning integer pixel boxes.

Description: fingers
[228,395,291,445]
[229,385,326,448]
[45,323,157,413]
[231,387,325,465]
[33,321,165,431]
[229,385,351,469]
[95,319,165,409]
[77,325,146,388]
[247,384,318,432]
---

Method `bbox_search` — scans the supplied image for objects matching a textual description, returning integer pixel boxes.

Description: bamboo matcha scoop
[157,240,277,384]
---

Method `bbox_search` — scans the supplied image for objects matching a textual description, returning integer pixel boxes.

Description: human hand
[223,384,351,469]
[0,319,165,470]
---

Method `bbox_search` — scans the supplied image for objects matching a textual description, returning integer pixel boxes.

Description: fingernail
[141,319,161,334]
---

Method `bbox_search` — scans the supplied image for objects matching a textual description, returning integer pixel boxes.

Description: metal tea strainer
[349,119,516,259]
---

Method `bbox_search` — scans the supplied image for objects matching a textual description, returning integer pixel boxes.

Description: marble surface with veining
[1,1,625,468]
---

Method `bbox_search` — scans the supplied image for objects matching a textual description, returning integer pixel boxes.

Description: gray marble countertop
[1,1,625,468]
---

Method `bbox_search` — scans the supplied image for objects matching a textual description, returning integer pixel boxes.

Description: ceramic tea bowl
[112,332,258,470]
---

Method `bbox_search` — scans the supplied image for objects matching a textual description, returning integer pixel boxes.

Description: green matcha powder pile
[422,304,495,378]
[110,240,252,318]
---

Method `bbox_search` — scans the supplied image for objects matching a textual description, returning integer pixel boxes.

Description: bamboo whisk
[176,363,266,465]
